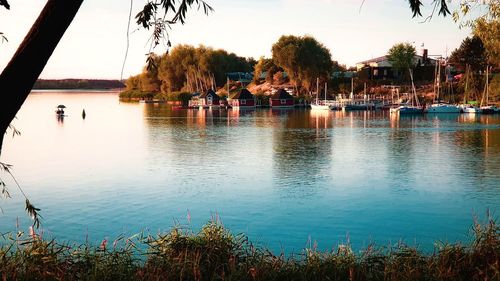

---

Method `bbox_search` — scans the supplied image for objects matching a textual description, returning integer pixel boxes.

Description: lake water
[1,91,499,253]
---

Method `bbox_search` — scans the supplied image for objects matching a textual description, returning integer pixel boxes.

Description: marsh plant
[0,217,498,281]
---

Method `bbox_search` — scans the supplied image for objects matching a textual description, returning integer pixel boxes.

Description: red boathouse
[270,88,294,108]
[230,89,256,108]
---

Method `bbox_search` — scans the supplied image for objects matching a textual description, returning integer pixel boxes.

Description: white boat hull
[461,106,482,114]
[310,104,331,110]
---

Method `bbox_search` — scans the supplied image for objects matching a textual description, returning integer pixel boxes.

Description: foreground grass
[0,218,498,281]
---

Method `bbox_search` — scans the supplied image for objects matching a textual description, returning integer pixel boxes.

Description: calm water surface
[1,91,499,252]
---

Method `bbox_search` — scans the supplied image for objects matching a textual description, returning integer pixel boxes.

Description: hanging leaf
[25,199,42,229]
[409,0,423,17]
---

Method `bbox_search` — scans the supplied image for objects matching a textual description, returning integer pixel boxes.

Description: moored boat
[310,102,331,110]
[390,105,424,114]
[425,103,461,113]
[460,104,482,114]
[480,105,498,114]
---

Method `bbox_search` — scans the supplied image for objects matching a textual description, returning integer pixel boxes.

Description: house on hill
[269,88,294,108]
[229,89,256,108]
[226,72,253,85]
[356,49,437,81]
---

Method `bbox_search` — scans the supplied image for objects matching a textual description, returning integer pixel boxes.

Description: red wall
[235,99,255,107]
[270,99,294,107]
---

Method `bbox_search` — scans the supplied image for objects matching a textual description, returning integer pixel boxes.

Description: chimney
[422,49,428,61]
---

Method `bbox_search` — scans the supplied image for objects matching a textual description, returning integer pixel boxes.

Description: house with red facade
[269,88,294,108]
[229,89,256,108]
[201,89,221,107]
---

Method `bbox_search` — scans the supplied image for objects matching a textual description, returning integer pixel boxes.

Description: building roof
[227,72,253,82]
[200,89,220,101]
[231,88,254,100]
[270,88,293,100]
[356,55,437,66]
[357,56,388,65]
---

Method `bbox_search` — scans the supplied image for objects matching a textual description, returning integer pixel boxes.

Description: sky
[0,0,472,79]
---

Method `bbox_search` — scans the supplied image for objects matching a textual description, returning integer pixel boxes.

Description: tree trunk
[0,0,83,156]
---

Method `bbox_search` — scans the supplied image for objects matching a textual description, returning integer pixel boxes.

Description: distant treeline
[34,79,125,90]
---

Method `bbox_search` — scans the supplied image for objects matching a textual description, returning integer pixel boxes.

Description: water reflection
[271,110,333,198]
[2,93,499,253]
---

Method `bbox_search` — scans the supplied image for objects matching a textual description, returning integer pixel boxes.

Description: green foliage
[387,42,416,70]
[157,91,193,103]
[126,45,253,95]
[253,57,281,84]
[0,218,498,281]
[408,0,450,18]
[488,74,500,102]
[135,0,213,49]
[449,36,488,72]
[119,90,155,100]
[272,35,333,92]
[473,16,500,66]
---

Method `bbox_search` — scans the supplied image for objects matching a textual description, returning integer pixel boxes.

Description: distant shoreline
[33,79,125,90]
[31,89,123,92]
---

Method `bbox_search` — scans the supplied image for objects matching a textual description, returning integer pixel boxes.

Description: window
[373,69,379,76]
[241,100,246,105]
[281,99,287,104]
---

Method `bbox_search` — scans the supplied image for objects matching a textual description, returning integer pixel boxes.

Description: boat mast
[350,77,354,100]
[464,64,469,104]
[482,65,489,106]
[409,68,419,107]
[436,58,441,101]
[316,77,319,104]
[324,82,327,102]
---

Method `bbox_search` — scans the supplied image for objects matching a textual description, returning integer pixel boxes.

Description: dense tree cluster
[125,45,254,94]
[271,35,333,92]
[449,36,488,72]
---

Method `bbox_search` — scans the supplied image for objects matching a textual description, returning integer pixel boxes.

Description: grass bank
[1,218,498,281]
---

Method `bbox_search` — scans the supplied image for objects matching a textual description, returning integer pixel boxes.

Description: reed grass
[0,217,498,281]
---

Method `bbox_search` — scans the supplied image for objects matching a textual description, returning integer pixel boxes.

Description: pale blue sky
[0,0,471,79]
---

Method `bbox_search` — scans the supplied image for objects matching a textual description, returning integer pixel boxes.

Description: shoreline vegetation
[1,218,498,281]
[119,37,500,106]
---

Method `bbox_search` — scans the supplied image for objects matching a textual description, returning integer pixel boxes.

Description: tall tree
[387,42,416,80]
[449,36,487,71]
[272,35,332,93]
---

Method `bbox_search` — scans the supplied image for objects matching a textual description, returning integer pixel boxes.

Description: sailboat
[390,68,423,114]
[310,78,330,110]
[425,58,461,113]
[459,64,482,113]
[479,65,498,114]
